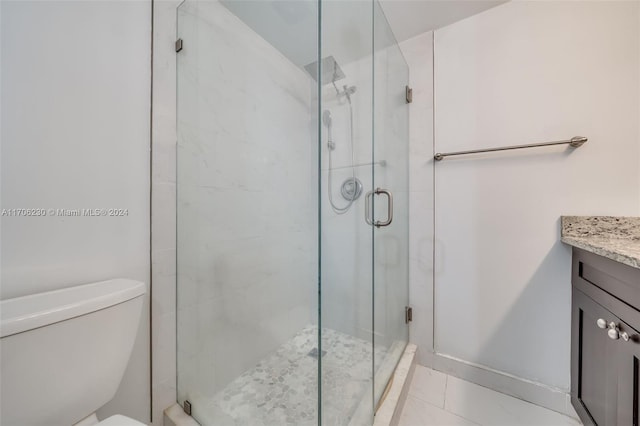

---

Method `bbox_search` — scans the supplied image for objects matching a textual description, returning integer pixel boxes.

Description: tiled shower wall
[151,0,317,422]
[175,0,317,400]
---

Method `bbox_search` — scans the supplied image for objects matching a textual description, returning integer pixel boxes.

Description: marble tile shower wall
[320,57,375,341]
[175,0,317,405]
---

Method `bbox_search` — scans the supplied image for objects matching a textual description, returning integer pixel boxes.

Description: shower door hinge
[405,85,413,104]
[175,38,183,53]
[183,400,192,416]
[405,306,413,324]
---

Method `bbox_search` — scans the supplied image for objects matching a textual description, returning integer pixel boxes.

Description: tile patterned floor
[398,365,583,426]
[193,326,387,426]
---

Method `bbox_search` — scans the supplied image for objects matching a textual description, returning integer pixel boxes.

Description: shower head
[304,55,345,85]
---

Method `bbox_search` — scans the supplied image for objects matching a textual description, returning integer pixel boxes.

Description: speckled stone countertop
[561,216,640,269]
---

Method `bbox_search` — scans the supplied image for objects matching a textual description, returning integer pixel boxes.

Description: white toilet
[1,279,147,426]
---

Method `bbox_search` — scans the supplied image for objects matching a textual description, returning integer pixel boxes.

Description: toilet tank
[0,279,146,426]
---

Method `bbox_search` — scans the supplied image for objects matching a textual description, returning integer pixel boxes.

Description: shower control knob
[597,318,607,329]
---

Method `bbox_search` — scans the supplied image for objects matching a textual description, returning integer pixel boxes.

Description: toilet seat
[97,415,147,426]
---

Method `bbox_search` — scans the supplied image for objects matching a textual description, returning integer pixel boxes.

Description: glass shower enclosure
[176,1,409,424]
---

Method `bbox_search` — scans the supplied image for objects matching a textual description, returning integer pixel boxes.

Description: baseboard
[421,351,578,419]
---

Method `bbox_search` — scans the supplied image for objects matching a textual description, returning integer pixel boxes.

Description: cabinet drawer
[573,248,640,327]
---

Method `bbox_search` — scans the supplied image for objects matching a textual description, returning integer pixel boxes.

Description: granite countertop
[561,216,640,269]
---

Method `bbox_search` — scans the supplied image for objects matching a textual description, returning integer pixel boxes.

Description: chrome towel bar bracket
[434,136,587,161]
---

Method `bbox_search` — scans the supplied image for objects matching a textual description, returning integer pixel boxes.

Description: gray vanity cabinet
[616,315,640,426]
[571,248,640,426]
[572,289,619,425]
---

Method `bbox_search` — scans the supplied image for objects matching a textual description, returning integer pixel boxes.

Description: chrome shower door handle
[364,188,393,227]
[365,190,374,226]
[375,188,393,227]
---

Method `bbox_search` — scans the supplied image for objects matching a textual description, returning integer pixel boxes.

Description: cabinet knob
[607,324,632,342]
[597,319,633,342]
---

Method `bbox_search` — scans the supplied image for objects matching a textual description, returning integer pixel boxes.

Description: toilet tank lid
[1,279,146,338]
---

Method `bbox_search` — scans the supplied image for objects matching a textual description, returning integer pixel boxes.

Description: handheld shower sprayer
[305,56,359,215]
[323,110,335,151]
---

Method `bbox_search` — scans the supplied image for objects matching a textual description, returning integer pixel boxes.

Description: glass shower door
[175,0,408,424]
[176,1,319,424]
[318,0,409,422]
[371,0,410,410]
[318,1,376,424]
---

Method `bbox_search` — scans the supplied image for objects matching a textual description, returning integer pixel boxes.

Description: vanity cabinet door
[572,289,619,426]
[616,318,640,426]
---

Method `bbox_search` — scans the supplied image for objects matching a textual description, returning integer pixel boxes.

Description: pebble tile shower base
[187,326,388,426]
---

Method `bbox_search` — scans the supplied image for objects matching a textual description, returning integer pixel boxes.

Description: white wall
[1,0,151,422]
[175,0,317,408]
[434,0,639,397]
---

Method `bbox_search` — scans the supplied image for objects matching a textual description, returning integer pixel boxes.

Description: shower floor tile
[192,326,387,426]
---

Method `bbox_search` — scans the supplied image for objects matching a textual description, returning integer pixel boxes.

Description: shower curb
[163,404,199,426]
[163,344,417,426]
[373,343,417,426]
